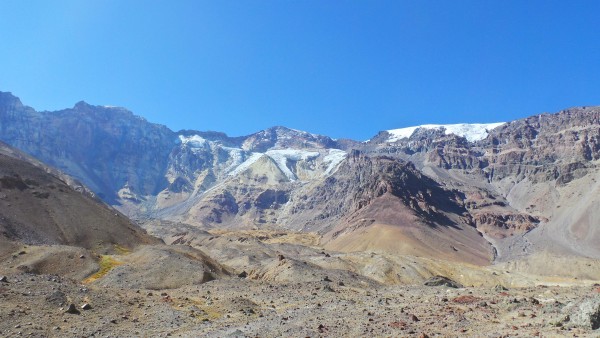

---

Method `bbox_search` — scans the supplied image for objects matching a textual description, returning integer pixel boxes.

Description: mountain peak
[0,91,24,109]
[260,125,307,135]
[73,100,92,109]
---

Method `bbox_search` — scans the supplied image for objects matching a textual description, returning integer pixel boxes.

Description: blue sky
[1,1,599,140]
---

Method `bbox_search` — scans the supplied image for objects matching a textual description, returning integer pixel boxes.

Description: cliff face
[1,91,599,263]
[482,108,600,184]
[0,93,176,203]
[479,108,600,259]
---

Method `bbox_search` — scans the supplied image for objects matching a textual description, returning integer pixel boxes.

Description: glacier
[387,122,505,142]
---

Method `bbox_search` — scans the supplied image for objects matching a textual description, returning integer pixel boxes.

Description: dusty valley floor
[1,229,599,337]
[0,272,599,337]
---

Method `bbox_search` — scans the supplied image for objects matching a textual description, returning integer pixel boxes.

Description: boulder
[567,296,600,330]
[423,276,463,288]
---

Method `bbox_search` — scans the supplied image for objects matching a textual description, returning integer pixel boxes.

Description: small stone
[64,304,80,315]
[493,284,508,292]
[81,303,92,310]
[237,271,248,278]
[452,295,480,304]
[0,276,7,283]
[45,291,66,307]
[389,321,407,329]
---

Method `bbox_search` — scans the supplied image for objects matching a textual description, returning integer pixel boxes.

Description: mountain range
[1,91,599,267]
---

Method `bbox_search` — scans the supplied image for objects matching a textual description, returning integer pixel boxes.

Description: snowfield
[387,122,505,142]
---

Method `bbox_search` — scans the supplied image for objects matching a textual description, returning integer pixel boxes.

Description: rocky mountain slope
[1,91,599,266]
[361,107,600,261]
[0,140,159,253]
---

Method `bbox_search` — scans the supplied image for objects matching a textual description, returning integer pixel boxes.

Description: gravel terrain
[1,250,600,337]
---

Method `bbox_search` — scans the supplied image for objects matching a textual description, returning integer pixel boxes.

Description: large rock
[423,276,463,288]
[568,296,600,330]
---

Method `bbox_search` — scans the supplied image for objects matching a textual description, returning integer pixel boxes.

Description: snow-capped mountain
[1,91,600,265]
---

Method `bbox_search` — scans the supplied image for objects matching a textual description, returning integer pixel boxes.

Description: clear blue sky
[1,1,599,140]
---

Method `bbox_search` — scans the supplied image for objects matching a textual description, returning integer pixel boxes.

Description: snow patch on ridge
[265,149,320,181]
[387,122,505,142]
[322,149,347,175]
[179,135,208,148]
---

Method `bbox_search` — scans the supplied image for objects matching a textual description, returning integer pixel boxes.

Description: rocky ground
[0,272,599,337]
[1,241,600,337]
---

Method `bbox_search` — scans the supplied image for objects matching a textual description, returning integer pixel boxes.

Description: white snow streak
[227,152,263,176]
[322,149,347,175]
